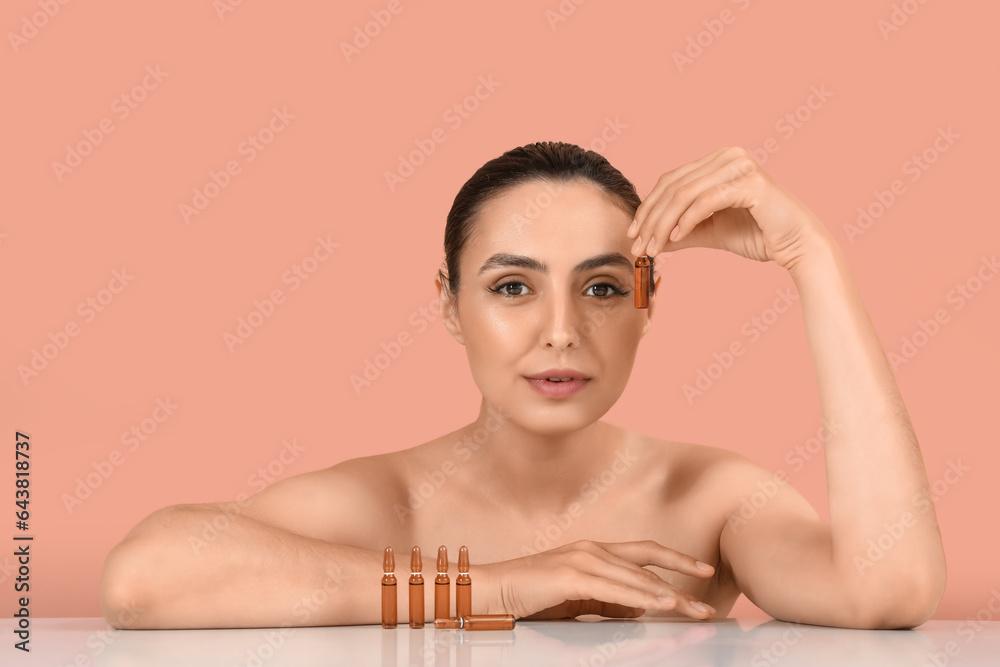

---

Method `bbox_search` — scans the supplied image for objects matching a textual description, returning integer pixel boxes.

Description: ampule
[433,614,516,631]
[409,546,425,628]
[456,545,472,619]
[634,255,650,309]
[435,545,450,621]
[381,546,397,629]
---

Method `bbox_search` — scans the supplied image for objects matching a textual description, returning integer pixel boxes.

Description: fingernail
[630,234,642,255]
[696,561,714,572]
[627,218,639,236]
[669,226,680,241]
[647,235,656,254]
[690,601,714,615]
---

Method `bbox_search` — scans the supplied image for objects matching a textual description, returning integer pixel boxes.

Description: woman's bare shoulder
[231,443,434,544]
[637,433,741,465]
[635,433,781,498]
[646,433,768,466]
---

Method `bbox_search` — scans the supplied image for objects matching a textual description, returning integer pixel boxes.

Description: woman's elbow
[99,541,147,629]
[859,573,946,630]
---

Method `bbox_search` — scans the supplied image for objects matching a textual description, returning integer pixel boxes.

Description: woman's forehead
[470,180,631,249]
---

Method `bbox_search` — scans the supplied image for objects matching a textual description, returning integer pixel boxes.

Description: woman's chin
[515,408,609,437]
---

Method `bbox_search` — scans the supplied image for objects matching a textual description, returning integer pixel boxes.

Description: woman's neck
[457,399,630,516]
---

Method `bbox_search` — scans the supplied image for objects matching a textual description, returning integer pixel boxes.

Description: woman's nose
[540,293,584,348]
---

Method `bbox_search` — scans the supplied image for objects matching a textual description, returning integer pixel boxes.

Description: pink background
[3,0,997,621]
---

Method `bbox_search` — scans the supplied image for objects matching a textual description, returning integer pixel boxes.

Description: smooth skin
[100,147,945,630]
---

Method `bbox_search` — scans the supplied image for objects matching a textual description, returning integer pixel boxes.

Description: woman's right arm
[99,462,391,629]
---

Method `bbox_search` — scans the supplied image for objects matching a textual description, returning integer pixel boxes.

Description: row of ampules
[381,545,514,631]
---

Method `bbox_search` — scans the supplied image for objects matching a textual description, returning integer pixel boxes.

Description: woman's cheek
[483,309,518,340]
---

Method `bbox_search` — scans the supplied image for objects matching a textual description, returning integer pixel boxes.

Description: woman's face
[439,178,659,435]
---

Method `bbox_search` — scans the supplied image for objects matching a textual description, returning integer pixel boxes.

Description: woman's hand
[474,539,718,621]
[627,146,833,272]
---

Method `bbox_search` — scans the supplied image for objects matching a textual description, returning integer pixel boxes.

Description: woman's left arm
[629,147,946,629]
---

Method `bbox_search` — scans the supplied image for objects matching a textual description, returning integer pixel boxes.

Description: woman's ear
[640,274,662,338]
[436,275,465,345]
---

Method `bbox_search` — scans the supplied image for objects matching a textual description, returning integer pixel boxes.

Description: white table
[4,617,998,666]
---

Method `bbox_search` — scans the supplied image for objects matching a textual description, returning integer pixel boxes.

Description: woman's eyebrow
[477,252,633,276]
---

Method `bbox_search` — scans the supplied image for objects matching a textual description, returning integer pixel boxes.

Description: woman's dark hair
[439,141,656,303]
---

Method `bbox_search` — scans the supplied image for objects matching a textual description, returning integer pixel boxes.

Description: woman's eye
[488,281,627,299]
[586,283,627,299]
[489,281,530,297]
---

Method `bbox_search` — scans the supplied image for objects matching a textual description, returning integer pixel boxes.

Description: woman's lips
[524,377,589,398]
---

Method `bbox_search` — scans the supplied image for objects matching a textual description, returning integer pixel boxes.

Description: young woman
[100,143,945,630]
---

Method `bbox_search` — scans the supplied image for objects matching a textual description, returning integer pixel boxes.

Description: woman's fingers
[588,539,717,579]
[630,154,759,256]
[560,570,717,620]
[487,539,718,620]
[563,538,712,580]
[552,541,718,619]
[629,146,732,237]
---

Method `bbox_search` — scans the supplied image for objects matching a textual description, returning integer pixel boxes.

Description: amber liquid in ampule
[456,545,472,619]
[435,545,450,621]
[433,614,516,631]
[381,546,397,629]
[634,255,650,309]
[409,546,424,628]
[463,614,515,631]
